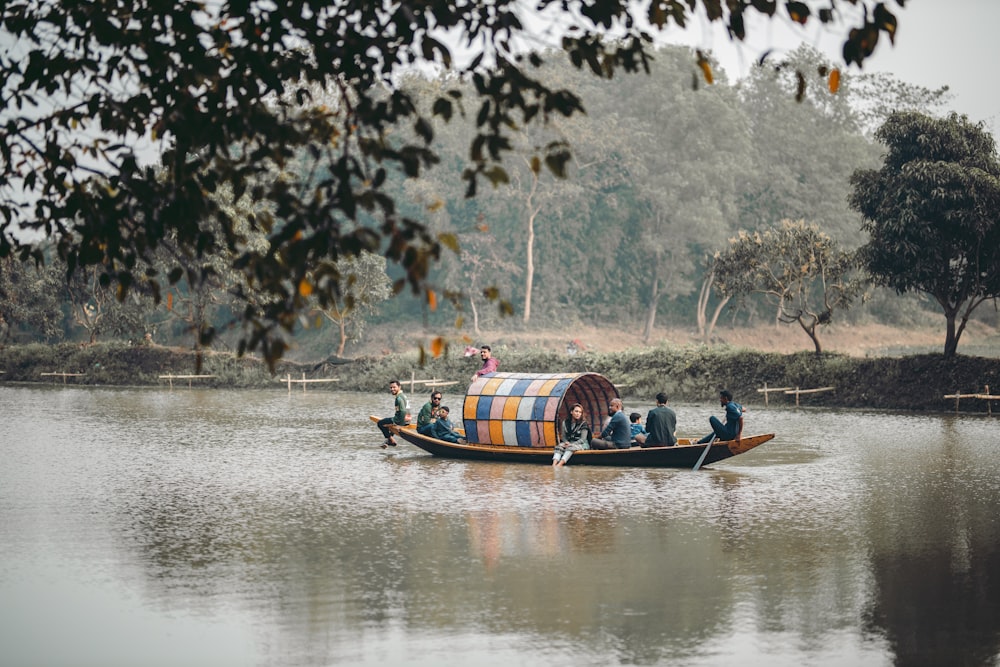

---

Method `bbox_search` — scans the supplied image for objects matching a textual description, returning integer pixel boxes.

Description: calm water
[1,385,999,667]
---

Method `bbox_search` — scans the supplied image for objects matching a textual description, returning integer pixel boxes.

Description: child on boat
[429,406,465,444]
[629,412,647,445]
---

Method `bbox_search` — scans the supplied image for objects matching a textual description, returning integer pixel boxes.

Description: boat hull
[377,417,773,468]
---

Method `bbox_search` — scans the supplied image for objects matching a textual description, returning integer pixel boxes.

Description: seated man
[429,406,466,444]
[376,379,409,448]
[590,398,632,449]
[697,389,743,444]
[642,392,677,447]
[416,390,443,435]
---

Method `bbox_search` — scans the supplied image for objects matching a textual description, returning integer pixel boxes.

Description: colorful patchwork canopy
[462,372,619,448]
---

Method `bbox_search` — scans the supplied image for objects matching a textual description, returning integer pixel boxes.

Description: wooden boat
[370,371,774,468]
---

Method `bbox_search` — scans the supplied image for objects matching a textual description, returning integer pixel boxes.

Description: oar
[692,434,717,471]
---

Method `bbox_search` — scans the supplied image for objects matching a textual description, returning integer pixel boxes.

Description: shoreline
[2,340,999,416]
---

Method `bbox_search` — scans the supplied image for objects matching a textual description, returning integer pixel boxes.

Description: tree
[714,220,864,354]
[609,50,749,341]
[0,252,63,344]
[445,236,521,335]
[850,112,1000,357]
[311,251,392,357]
[61,262,147,344]
[149,180,272,352]
[0,1,904,364]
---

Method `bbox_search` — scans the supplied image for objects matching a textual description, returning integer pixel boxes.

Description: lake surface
[1,385,999,667]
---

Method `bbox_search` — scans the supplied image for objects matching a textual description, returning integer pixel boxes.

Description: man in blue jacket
[591,398,632,449]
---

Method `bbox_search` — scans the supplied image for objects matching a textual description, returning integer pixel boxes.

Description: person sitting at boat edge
[470,344,500,382]
[417,390,443,435]
[590,398,631,450]
[553,403,592,467]
[697,389,743,445]
[377,379,410,448]
[429,406,465,444]
[628,412,648,446]
[641,392,678,448]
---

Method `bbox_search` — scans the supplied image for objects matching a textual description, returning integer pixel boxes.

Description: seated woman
[553,403,592,467]
[429,406,465,444]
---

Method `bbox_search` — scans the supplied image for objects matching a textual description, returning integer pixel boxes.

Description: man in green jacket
[417,390,443,435]
[376,380,410,448]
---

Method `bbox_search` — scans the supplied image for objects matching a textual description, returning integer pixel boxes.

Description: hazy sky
[666,0,1000,134]
[862,1,999,133]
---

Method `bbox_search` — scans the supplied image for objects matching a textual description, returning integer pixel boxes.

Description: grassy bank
[0,342,287,388]
[2,342,999,414]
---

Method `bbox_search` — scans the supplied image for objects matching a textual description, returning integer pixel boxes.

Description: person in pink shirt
[470,345,500,381]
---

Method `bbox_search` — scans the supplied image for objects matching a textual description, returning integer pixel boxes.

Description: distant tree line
[3,41,998,358]
[375,45,997,357]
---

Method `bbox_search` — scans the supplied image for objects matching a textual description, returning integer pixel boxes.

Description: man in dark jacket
[697,389,743,444]
[640,392,678,447]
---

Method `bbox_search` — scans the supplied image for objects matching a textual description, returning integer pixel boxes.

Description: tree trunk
[798,317,823,355]
[524,205,535,324]
[939,297,975,358]
[696,270,711,338]
[697,266,728,343]
[643,279,659,343]
[943,312,959,358]
[470,295,480,335]
[337,317,347,357]
[707,296,729,342]
[522,166,540,325]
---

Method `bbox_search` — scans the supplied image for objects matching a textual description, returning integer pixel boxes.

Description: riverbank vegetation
[3,338,998,415]
[3,11,998,390]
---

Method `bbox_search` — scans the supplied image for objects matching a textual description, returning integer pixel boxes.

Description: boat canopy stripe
[463,372,619,448]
